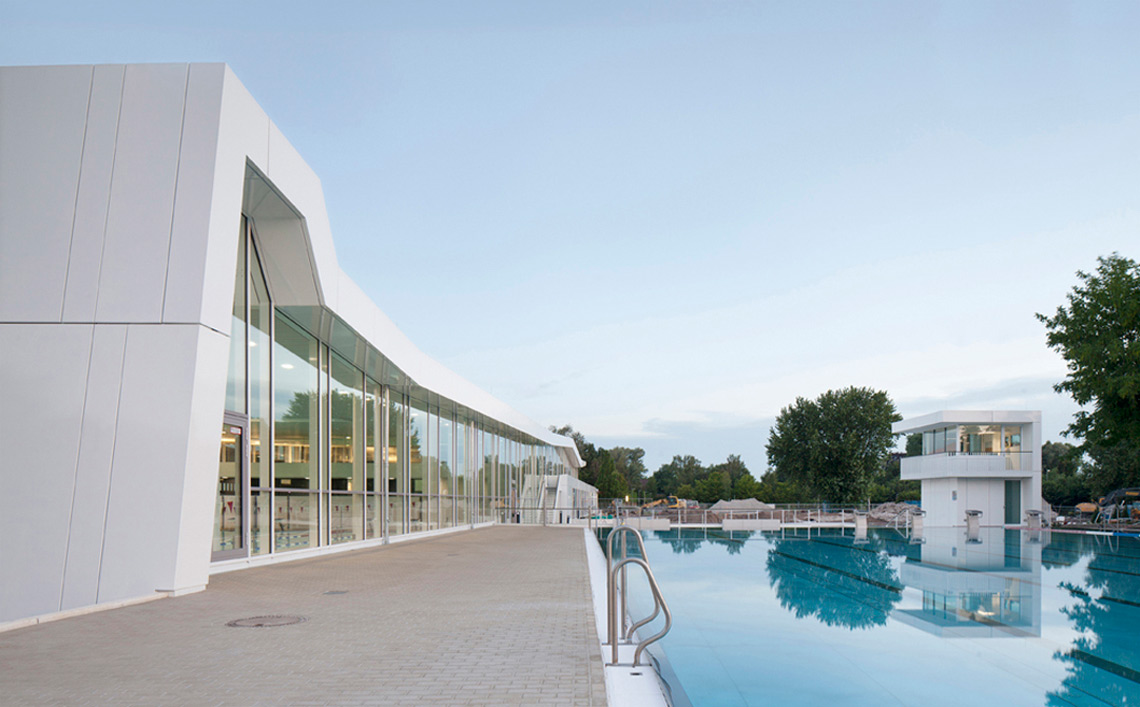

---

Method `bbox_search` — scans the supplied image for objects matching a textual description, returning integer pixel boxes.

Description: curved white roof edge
[211,63,582,466]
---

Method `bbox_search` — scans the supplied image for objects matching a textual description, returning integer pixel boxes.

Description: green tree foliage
[610,446,648,495]
[1040,441,1090,506]
[651,455,705,497]
[905,433,923,457]
[867,454,920,503]
[694,470,732,504]
[551,424,600,487]
[1084,440,1140,500]
[755,471,805,504]
[766,387,902,503]
[550,426,647,496]
[1037,254,1140,448]
[594,450,629,500]
[646,454,763,503]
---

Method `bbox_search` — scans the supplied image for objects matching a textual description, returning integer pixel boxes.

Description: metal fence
[503,502,919,530]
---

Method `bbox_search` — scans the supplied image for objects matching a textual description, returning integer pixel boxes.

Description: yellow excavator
[642,495,685,510]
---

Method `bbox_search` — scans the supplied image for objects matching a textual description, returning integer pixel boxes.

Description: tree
[610,446,648,497]
[1037,254,1140,449]
[594,450,629,501]
[650,455,704,498]
[732,473,762,500]
[905,433,922,457]
[550,424,600,486]
[766,387,902,503]
[694,469,732,504]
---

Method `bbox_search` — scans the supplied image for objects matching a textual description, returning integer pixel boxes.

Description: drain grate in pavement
[323,590,348,595]
[226,615,307,628]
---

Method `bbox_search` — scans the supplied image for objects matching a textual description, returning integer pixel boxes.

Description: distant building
[893,411,1042,527]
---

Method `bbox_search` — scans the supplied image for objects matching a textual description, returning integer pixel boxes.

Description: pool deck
[0,526,610,706]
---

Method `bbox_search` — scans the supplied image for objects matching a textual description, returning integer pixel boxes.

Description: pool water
[603,527,1140,706]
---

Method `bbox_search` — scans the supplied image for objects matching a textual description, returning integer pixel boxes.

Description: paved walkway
[0,526,607,706]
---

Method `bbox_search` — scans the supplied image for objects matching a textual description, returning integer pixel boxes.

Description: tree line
[556,253,1140,507]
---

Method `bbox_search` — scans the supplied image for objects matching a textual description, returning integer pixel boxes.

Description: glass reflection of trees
[766,533,903,630]
[1047,534,1140,706]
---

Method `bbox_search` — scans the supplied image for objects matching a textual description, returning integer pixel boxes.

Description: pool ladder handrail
[606,524,673,667]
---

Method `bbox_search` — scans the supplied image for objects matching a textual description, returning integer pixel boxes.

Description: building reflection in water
[893,526,1042,638]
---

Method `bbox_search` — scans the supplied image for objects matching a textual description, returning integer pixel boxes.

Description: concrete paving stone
[0,526,606,706]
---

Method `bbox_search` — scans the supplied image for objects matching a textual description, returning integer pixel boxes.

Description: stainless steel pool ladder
[606,524,673,667]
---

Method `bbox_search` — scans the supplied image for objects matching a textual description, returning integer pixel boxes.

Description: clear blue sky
[5,1,1138,471]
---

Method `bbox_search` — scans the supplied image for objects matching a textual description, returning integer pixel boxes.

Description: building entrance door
[213,416,248,561]
[1005,479,1021,525]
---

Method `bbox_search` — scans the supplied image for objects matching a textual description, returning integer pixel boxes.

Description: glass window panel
[388,393,404,494]
[330,493,363,544]
[409,398,427,495]
[251,487,270,555]
[389,493,406,537]
[366,493,382,539]
[249,238,271,503]
[273,314,318,490]
[978,425,1000,453]
[330,354,364,493]
[439,411,453,496]
[409,494,426,532]
[275,491,317,552]
[365,380,379,493]
[440,496,454,529]
[1003,425,1022,452]
[224,224,246,413]
[454,416,465,497]
[428,406,440,497]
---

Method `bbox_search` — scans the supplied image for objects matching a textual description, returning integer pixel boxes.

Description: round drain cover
[226,615,307,628]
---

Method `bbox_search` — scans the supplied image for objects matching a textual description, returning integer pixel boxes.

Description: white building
[893,411,1042,527]
[0,63,590,627]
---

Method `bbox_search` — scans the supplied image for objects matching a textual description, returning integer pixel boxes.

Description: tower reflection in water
[894,526,1042,638]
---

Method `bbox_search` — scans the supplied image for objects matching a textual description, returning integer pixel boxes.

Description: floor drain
[323,590,348,595]
[226,615,307,628]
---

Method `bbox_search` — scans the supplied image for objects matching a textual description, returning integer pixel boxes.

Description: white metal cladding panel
[162,64,226,327]
[97,324,205,602]
[60,324,128,612]
[61,65,126,324]
[197,66,271,336]
[0,66,91,322]
[0,324,93,622]
[171,326,229,590]
[95,64,188,324]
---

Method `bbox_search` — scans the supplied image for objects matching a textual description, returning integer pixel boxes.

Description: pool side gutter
[583,527,671,707]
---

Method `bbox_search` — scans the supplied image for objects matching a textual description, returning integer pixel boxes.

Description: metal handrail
[609,557,673,667]
[605,524,672,667]
[606,525,650,647]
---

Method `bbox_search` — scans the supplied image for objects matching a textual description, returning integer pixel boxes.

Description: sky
[4,1,1138,472]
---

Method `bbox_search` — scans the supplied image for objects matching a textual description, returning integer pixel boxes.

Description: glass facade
[918,423,1030,472]
[215,213,580,562]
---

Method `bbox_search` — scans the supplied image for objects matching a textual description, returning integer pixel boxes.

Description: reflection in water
[765,530,904,629]
[616,526,1140,705]
[895,527,1042,638]
[1047,533,1140,706]
[650,528,754,555]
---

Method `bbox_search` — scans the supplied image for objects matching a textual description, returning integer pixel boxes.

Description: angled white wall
[0,64,233,622]
[1,62,582,625]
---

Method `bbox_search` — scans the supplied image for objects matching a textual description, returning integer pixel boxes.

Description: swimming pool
[604,526,1140,706]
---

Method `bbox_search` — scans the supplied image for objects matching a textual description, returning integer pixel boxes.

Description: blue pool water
[602,527,1140,706]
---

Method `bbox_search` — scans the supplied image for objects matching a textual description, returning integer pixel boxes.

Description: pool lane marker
[767,549,903,594]
[1066,649,1140,686]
